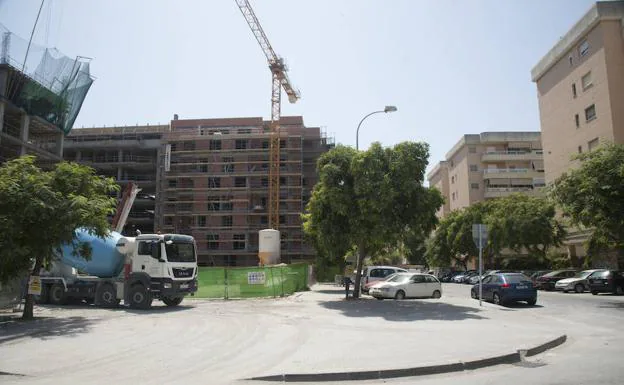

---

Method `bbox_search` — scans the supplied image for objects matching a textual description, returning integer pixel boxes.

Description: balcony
[484,187,543,198]
[482,168,544,179]
[481,150,543,163]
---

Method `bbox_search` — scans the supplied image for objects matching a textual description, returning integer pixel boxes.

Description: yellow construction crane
[234,0,301,230]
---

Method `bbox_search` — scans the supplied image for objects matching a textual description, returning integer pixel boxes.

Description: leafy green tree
[549,143,624,267]
[0,156,118,319]
[304,142,443,297]
[425,195,564,270]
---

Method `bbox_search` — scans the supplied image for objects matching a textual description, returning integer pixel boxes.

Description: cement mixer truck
[36,183,198,309]
[37,229,198,309]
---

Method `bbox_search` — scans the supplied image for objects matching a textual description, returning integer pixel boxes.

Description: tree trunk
[352,244,366,299]
[22,256,42,320]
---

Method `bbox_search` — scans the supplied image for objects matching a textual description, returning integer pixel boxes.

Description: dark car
[530,270,551,284]
[470,273,537,306]
[588,270,624,295]
[535,270,577,290]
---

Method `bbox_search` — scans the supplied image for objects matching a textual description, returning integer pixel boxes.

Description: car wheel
[376,297,384,301]
[394,290,406,300]
[574,284,584,294]
[616,286,623,295]
[527,297,537,306]
[129,284,153,309]
[563,290,568,293]
[96,283,120,308]
[470,289,477,299]
[591,291,599,295]
[432,290,441,299]
[162,296,183,307]
[493,292,503,306]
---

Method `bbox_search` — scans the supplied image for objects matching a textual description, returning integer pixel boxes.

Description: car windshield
[576,271,598,279]
[165,242,196,263]
[590,271,612,278]
[503,274,531,283]
[543,271,566,277]
[387,274,411,283]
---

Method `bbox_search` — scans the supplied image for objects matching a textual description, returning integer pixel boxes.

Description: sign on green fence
[195,264,309,299]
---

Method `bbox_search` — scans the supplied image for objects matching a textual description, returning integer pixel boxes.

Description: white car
[369,273,442,300]
[555,269,606,293]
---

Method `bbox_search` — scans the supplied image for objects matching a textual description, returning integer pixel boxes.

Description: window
[222,156,234,173]
[471,183,479,190]
[238,128,251,134]
[170,142,178,152]
[469,165,478,172]
[411,275,426,283]
[183,141,195,151]
[588,137,599,151]
[280,139,286,149]
[164,217,173,226]
[452,192,456,201]
[585,104,596,122]
[209,140,222,150]
[168,179,178,188]
[578,145,582,154]
[235,139,248,149]
[222,216,233,227]
[575,114,580,128]
[261,177,269,187]
[572,83,577,98]
[207,234,219,250]
[451,176,455,184]
[137,241,152,255]
[260,216,268,225]
[581,72,592,90]
[279,176,286,185]
[262,140,269,149]
[468,146,477,154]
[208,177,221,188]
[579,40,590,57]
[234,177,247,187]
[233,234,246,250]
[279,215,286,225]
[197,216,206,227]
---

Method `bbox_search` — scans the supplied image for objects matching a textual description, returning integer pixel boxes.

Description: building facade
[63,125,168,235]
[428,132,544,214]
[531,1,624,184]
[157,116,332,267]
[65,116,333,267]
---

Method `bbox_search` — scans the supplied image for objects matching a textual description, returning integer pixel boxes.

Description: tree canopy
[303,142,443,297]
[425,194,565,269]
[549,143,624,266]
[0,156,118,318]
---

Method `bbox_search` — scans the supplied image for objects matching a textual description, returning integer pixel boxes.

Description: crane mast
[235,0,300,230]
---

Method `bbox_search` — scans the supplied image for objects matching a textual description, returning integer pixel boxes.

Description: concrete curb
[248,335,567,382]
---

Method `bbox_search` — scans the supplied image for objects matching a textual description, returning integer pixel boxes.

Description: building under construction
[63,116,333,266]
[63,124,168,235]
[0,24,93,166]
[158,115,333,266]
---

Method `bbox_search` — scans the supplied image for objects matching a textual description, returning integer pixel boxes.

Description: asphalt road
[1,282,623,385]
[370,283,624,385]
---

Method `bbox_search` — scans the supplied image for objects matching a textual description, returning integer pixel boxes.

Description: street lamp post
[355,105,397,150]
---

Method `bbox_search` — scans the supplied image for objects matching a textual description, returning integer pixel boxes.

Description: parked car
[369,273,442,300]
[362,273,398,294]
[440,272,462,282]
[554,269,606,293]
[535,270,577,290]
[358,266,408,294]
[467,270,500,285]
[530,270,551,284]
[470,273,537,306]
[588,270,624,295]
[452,270,476,283]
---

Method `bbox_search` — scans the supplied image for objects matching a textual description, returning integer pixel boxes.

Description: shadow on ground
[319,298,487,322]
[34,302,195,315]
[598,302,624,309]
[0,316,95,345]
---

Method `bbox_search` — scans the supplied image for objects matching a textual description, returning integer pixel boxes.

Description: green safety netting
[196,264,309,299]
[1,23,94,135]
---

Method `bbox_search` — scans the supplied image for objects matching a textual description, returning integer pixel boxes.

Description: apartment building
[156,115,332,267]
[63,125,169,235]
[428,132,544,214]
[531,1,624,184]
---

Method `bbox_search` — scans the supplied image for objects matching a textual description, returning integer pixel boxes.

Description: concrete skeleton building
[531,1,624,263]
[428,132,544,215]
[64,116,333,267]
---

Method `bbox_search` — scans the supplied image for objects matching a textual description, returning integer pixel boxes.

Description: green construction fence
[195,263,309,299]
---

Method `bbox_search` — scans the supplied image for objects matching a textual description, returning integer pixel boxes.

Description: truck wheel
[129,284,152,309]
[35,285,50,304]
[162,297,183,307]
[96,284,120,308]
[49,284,67,305]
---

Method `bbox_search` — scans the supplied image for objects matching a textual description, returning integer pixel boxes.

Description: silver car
[369,273,442,300]
[554,269,606,293]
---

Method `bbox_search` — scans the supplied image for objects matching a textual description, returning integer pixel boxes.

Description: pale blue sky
[1,0,596,174]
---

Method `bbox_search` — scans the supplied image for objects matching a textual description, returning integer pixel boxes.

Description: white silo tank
[258,229,280,265]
